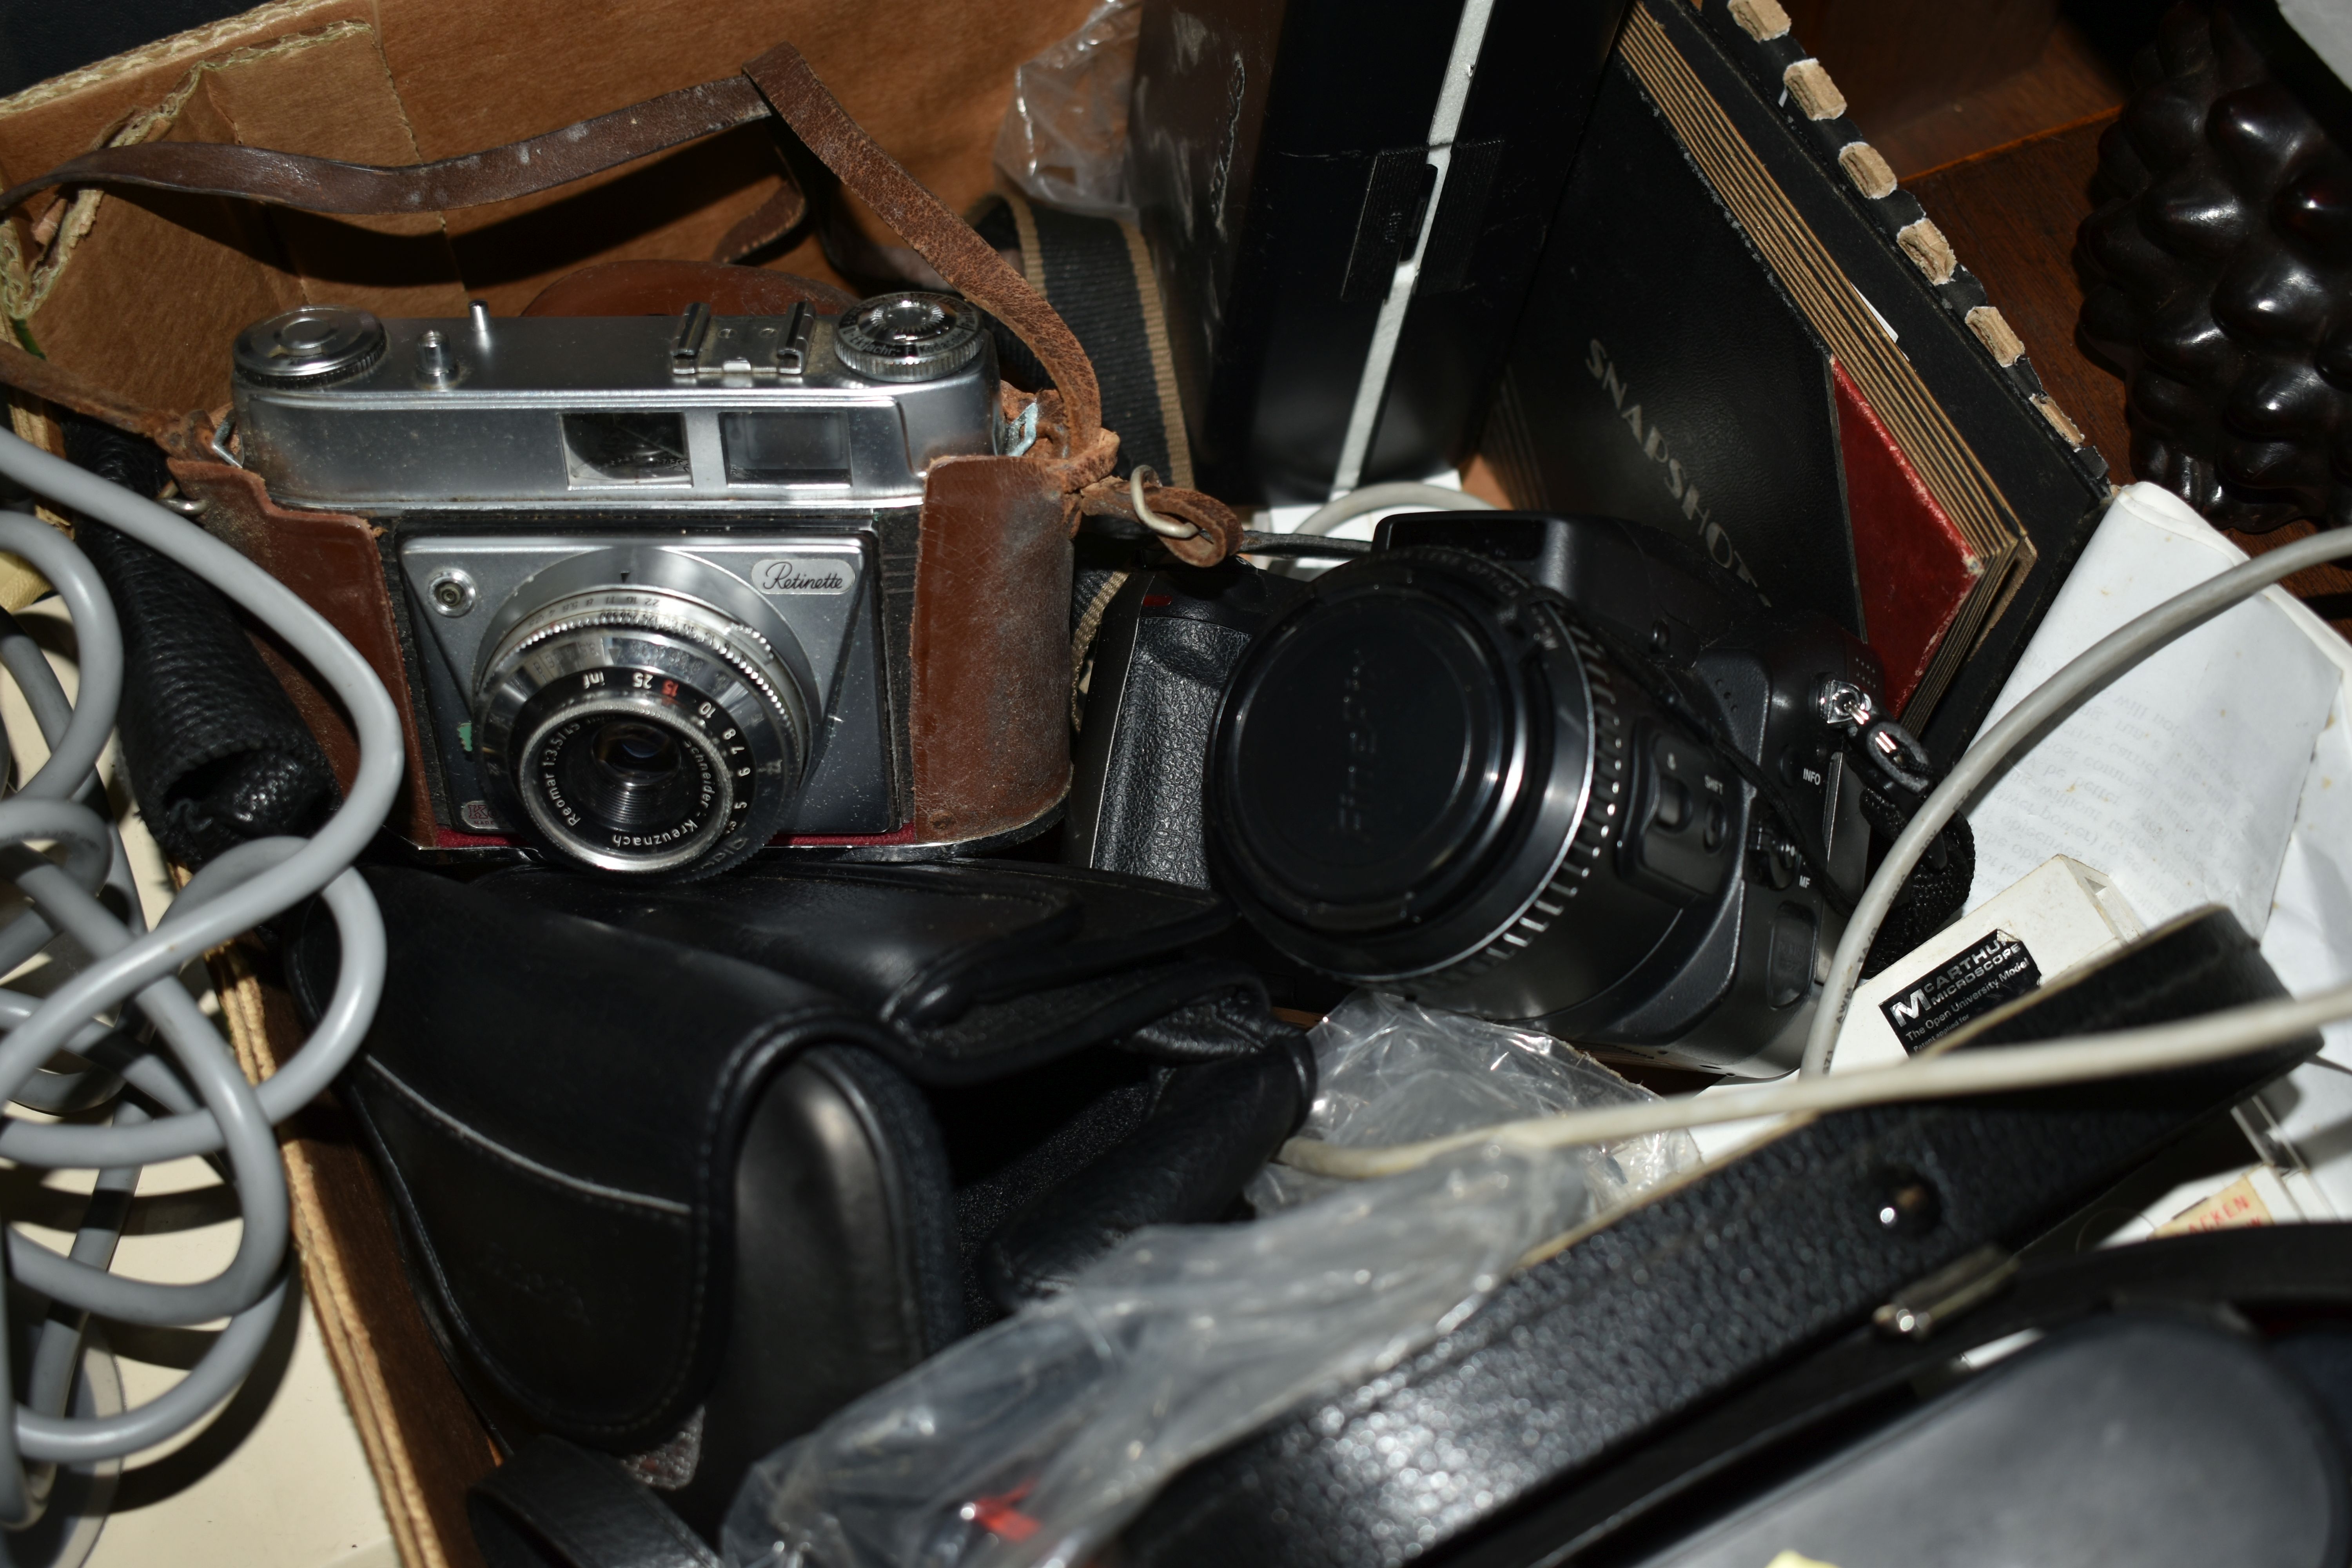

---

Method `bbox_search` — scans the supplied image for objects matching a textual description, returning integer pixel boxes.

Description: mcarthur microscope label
[1879,929,2043,1054]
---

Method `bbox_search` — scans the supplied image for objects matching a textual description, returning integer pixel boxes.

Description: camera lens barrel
[472,550,813,879]
[1205,546,1703,1022]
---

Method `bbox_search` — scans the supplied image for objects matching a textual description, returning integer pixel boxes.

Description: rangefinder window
[562,411,690,486]
[723,410,850,485]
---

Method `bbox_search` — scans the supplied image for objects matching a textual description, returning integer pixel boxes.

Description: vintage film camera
[1201,513,1882,1077]
[229,293,1009,879]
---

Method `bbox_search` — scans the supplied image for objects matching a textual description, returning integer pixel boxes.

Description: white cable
[0,428,394,1506]
[1799,525,2352,1078]
[1281,981,2352,1179]
[1293,481,1495,537]
[1280,523,2352,1180]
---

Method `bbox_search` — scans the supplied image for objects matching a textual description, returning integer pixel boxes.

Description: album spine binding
[1693,0,2108,488]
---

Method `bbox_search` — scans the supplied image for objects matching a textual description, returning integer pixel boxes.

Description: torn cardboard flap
[0,0,368,181]
[9,18,422,417]
[1,0,1100,428]
[25,83,303,417]
[194,22,468,320]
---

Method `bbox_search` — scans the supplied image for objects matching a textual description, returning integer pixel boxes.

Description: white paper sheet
[1963,485,2347,943]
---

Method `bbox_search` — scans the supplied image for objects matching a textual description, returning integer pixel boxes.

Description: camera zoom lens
[1207,548,1683,1021]
[472,557,812,880]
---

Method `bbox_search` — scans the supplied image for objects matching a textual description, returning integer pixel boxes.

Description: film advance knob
[831,292,982,382]
[233,306,387,387]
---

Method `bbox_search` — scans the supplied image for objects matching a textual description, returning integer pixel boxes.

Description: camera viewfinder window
[723,411,851,485]
[562,412,691,487]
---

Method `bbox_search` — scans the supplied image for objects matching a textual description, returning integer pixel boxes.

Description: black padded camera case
[289,858,1312,1533]
[1114,905,2320,1567]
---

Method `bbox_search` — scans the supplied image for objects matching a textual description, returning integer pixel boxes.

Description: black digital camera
[1081,513,1885,1078]
[1067,556,1307,889]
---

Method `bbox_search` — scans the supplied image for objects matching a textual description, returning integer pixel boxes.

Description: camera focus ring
[1404,621,1628,993]
[503,604,793,725]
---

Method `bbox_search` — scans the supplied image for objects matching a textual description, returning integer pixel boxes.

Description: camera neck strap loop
[1073,473,1245,567]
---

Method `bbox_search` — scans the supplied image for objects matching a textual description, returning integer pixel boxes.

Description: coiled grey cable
[0,429,395,1518]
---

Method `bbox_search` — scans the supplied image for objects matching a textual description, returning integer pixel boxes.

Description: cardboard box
[1,0,1095,427]
[1,5,1093,1564]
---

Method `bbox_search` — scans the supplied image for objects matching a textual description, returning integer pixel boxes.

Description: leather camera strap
[0,42,1258,556]
[737,45,1102,462]
[0,77,771,220]
[0,45,1107,461]
[468,1437,719,1568]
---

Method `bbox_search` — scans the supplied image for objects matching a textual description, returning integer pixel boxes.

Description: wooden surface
[1783,0,2063,143]
[1866,17,2130,178]
[1906,114,2352,642]
[1904,113,2132,477]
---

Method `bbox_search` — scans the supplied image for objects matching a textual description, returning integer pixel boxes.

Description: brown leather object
[710,179,813,265]
[1,40,1105,463]
[0,339,197,452]
[1075,474,1245,568]
[1,32,1242,859]
[521,259,855,318]
[739,42,1103,456]
[166,459,436,845]
[906,455,1075,841]
[0,76,770,220]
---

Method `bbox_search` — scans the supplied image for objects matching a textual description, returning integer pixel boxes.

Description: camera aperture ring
[500,603,793,727]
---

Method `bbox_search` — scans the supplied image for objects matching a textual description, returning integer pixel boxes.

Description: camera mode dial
[233,306,387,387]
[832,292,984,383]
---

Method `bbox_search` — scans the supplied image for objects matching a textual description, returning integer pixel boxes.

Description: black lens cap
[1214,558,1545,935]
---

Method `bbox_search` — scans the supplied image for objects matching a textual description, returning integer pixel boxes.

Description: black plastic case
[1127,0,1632,503]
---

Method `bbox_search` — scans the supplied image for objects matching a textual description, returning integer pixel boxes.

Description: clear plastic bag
[1249,991,1702,1215]
[991,0,1141,219]
[722,1145,1581,1568]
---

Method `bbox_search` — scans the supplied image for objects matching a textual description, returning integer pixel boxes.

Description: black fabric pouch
[57,416,337,867]
[288,858,1312,1533]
